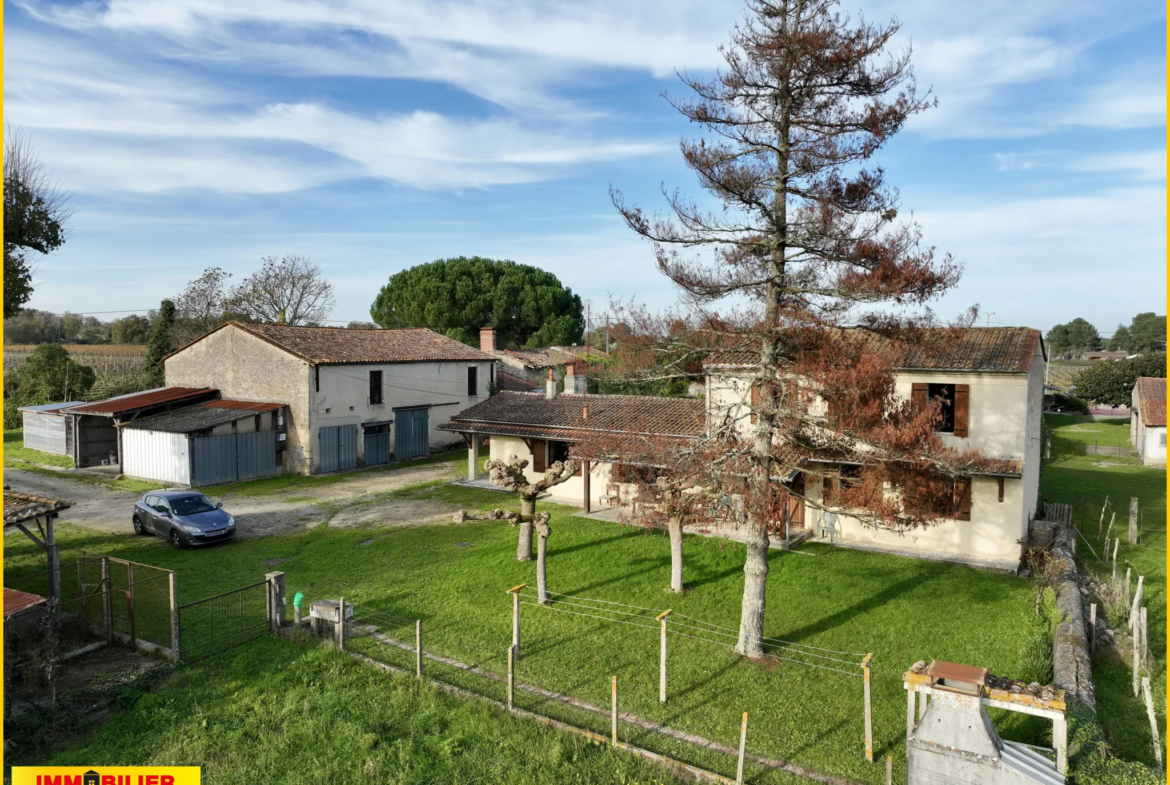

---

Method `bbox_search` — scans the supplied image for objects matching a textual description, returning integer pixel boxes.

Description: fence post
[507,646,515,711]
[265,571,286,631]
[862,653,874,762]
[611,676,619,746]
[657,609,671,704]
[415,620,423,679]
[1129,575,1144,629]
[128,561,137,651]
[1089,603,1097,653]
[101,556,113,643]
[1054,713,1068,775]
[507,584,525,659]
[1142,676,1163,767]
[885,756,893,785]
[1132,618,1141,697]
[1129,497,1138,544]
[736,712,749,785]
[1140,607,1149,665]
[906,686,916,741]
[337,597,345,650]
[169,571,180,662]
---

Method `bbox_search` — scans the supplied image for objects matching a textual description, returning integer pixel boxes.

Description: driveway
[4,461,462,542]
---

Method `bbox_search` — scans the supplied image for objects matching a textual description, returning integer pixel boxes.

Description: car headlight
[181,525,202,534]
[227,516,235,527]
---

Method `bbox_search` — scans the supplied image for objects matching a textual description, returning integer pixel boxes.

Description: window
[1161,432,1167,447]
[912,382,970,437]
[468,367,478,397]
[927,383,955,432]
[170,494,217,516]
[369,370,383,405]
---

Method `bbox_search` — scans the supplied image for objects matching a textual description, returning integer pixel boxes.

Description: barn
[19,402,85,456]
[120,400,288,487]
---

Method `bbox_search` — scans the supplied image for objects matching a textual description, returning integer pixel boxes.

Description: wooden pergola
[4,490,71,600]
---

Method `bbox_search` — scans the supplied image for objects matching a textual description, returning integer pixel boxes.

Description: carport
[121,400,288,486]
[63,387,219,468]
[3,491,71,600]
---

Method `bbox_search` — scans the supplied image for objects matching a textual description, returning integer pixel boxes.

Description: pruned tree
[171,267,238,348]
[608,0,982,658]
[4,126,71,317]
[232,255,336,326]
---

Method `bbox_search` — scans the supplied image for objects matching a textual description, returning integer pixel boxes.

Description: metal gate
[178,580,270,662]
[395,407,429,461]
[319,424,358,472]
[364,425,391,466]
[192,431,279,485]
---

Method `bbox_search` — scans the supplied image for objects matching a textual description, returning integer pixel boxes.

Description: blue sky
[5,0,1166,336]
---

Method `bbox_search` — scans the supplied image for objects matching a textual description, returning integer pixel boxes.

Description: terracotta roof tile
[232,322,494,364]
[3,587,47,619]
[1136,377,1166,427]
[439,391,705,440]
[496,370,542,392]
[3,491,71,527]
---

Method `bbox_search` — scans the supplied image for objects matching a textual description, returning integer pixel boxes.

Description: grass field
[4,428,75,469]
[5,477,1053,784]
[1042,414,1166,767]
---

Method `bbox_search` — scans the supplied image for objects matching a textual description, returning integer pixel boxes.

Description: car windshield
[169,494,217,516]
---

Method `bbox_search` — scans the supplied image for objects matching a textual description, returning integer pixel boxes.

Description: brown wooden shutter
[750,383,760,424]
[911,382,928,412]
[955,478,972,521]
[532,440,546,472]
[953,384,970,438]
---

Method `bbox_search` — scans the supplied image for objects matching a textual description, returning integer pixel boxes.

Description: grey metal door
[237,431,278,481]
[319,424,358,473]
[192,434,238,486]
[394,408,429,461]
[364,429,391,466]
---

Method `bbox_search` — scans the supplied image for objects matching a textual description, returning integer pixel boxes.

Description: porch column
[468,433,480,481]
[583,460,591,513]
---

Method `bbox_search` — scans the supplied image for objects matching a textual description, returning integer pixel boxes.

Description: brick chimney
[546,368,556,400]
[479,326,497,353]
[564,361,588,395]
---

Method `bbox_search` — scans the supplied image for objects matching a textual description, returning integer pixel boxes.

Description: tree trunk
[735,518,769,658]
[536,530,550,604]
[516,496,536,561]
[668,517,685,593]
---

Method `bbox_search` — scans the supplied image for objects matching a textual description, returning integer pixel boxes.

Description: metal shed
[120,400,288,487]
[19,402,85,456]
[63,387,219,468]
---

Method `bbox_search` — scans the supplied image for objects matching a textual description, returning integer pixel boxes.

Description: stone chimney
[564,361,588,395]
[545,368,556,400]
[479,326,497,353]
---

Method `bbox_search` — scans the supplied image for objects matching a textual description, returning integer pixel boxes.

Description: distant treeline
[4,309,154,346]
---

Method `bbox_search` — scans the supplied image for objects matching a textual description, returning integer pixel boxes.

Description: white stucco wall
[488,434,611,506]
[313,359,495,471]
[1141,425,1167,466]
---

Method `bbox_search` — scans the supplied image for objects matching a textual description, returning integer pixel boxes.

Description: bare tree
[609,0,982,658]
[232,255,336,326]
[4,126,72,317]
[170,267,238,348]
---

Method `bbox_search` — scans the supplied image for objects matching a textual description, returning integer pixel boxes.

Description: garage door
[364,423,391,466]
[319,424,359,473]
[192,431,279,486]
[394,407,429,461]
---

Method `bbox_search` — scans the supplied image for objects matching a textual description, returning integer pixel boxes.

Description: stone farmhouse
[441,327,1045,572]
[1131,376,1166,466]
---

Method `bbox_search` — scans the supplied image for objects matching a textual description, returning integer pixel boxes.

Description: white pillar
[468,433,480,481]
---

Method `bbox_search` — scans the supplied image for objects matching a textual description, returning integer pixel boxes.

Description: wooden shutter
[532,440,546,472]
[911,383,928,412]
[750,383,760,424]
[953,384,970,438]
[955,478,972,521]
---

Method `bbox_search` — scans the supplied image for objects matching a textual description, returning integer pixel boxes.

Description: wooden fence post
[1089,603,1097,653]
[736,712,749,785]
[1132,618,1141,697]
[657,609,671,704]
[337,597,345,650]
[1140,607,1148,665]
[416,619,423,678]
[127,561,137,651]
[1142,676,1163,767]
[1112,538,1119,578]
[611,676,619,746]
[101,556,113,643]
[1129,497,1138,544]
[507,584,525,659]
[169,571,180,662]
[1054,713,1068,775]
[906,686,916,741]
[885,756,893,785]
[1129,575,1144,629]
[507,646,515,711]
[862,653,874,762]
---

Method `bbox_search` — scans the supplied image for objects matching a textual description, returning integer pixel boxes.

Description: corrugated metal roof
[65,387,217,415]
[18,402,85,413]
[204,400,285,412]
[122,401,284,434]
[4,587,47,618]
[3,491,71,527]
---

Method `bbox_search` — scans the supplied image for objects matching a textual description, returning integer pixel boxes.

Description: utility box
[309,599,353,638]
[905,660,1066,785]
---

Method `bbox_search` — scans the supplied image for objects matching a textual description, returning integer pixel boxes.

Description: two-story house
[164,322,495,475]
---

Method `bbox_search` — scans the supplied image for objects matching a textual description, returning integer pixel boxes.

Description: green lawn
[11,635,686,785]
[4,427,75,468]
[1042,414,1166,767]
[5,479,1051,784]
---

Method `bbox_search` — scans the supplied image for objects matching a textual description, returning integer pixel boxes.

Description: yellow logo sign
[11,768,201,785]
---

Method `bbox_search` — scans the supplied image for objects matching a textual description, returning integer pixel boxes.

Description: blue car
[132,489,236,549]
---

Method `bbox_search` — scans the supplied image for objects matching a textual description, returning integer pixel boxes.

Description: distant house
[164,322,496,475]
[478,327,601,387]
[1131,377,1166,466]
[1081,351,1130,362]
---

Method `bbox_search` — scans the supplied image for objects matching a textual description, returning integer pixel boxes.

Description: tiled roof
[3,587,47,619]
[705,327,1043,374]
[180,322,495,365]
[438,391,706,440]
[497,370,541,392]
[1136,377,1167,427]
[495,346,592,368]
[64,387,217,415]
[3,491,71,527]
[122,400,286,433]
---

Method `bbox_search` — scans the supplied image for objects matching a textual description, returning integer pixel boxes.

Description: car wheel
[133,515,147,536]
[170,530,185,549]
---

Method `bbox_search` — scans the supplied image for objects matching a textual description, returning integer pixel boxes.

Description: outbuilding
[120,399,288,486]
[19,402,85,456]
